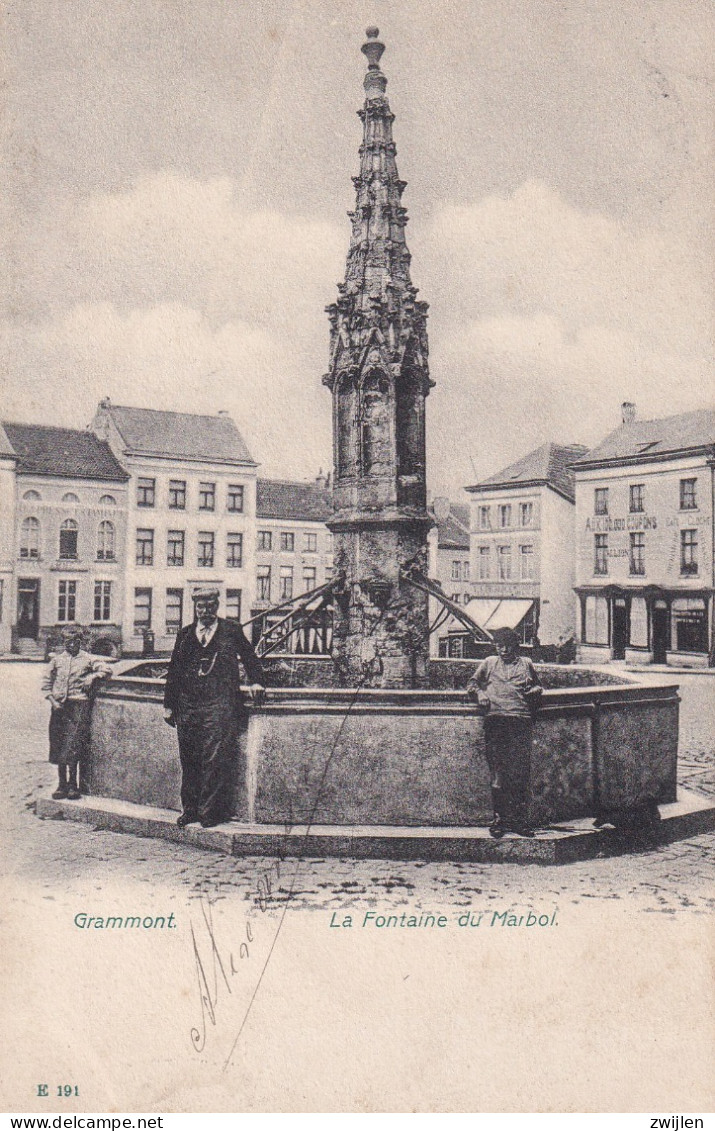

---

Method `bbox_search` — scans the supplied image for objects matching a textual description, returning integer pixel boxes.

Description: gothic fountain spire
[324,29,434,689]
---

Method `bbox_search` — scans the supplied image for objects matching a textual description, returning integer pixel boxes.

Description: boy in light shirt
[42,629,112,800]
[467,627,542,838]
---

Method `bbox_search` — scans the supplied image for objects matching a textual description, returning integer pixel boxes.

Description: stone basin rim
[98,674,680,709]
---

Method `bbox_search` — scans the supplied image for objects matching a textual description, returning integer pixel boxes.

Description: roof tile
[257,479,333,521]
[468,442,588,502]
[104,404,255,464]
[2,422,129,481]
[575,409,715,466]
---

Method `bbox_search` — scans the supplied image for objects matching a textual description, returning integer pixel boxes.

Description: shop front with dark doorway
[17,578,40,640]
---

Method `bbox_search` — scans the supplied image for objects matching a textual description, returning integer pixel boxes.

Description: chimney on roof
[99,397,111,408]
[621,402,636,424]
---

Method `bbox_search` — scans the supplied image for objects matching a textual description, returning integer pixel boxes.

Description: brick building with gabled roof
[0,420,130,656]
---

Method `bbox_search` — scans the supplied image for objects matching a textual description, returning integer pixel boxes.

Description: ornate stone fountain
[39,31,697,861]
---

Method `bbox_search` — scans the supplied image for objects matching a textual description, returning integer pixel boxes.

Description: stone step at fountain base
[35,789,715,865]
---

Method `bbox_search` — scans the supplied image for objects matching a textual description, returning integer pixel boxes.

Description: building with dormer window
[463,442,588,652]
[574,405,715,667]
[91,401,257,654]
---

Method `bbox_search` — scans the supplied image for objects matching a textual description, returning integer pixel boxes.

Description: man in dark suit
[163,586,265,828]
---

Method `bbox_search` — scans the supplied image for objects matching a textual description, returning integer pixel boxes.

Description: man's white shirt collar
[195,619,219,647]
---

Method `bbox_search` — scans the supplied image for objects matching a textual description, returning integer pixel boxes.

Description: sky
[1,0,713,498]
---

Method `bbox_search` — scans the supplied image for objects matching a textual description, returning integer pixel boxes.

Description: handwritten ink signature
[189,816,295,1054]
[189,895,252,1053]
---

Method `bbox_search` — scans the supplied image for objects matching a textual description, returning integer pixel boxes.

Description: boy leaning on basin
[42,627,113,800]
[467,626,543,839]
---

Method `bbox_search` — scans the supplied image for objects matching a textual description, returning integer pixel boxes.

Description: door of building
[612,598,628,660]
[17,579,40,639]
[651,602,669,664]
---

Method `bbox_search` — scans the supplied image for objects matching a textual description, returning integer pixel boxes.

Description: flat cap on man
[191,585,220,601]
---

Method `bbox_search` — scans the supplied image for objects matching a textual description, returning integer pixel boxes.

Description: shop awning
[463,598,500,630]
[485,599,535,631]
[463,597,535,633]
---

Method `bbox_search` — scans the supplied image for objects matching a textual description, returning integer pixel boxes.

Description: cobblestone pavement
[2,664,714,916]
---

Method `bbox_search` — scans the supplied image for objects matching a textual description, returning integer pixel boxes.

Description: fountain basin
[87,665,679,828]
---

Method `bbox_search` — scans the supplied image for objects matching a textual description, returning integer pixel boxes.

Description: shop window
[629,597,648,648]
[594,488,608,515]
[583,595,609,644]
[629,532,645,576]
[680,530,698,576]
[679,479,697,510]
[672,598,707,653]
[59,519,78,560]
[20,517,40,560]
[594,534,608,575]
[629,484,644,513]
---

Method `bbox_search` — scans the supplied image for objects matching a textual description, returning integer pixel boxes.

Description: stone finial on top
[361,27,387,98]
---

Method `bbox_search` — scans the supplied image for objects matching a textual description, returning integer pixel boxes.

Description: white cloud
[424,180,710,357]
[2,172,345,476]
[0,301,332,477]
[420,181,712,495]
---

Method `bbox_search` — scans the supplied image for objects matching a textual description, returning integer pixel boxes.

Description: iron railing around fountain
[399,561,494,644]
[243,579,340,657]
